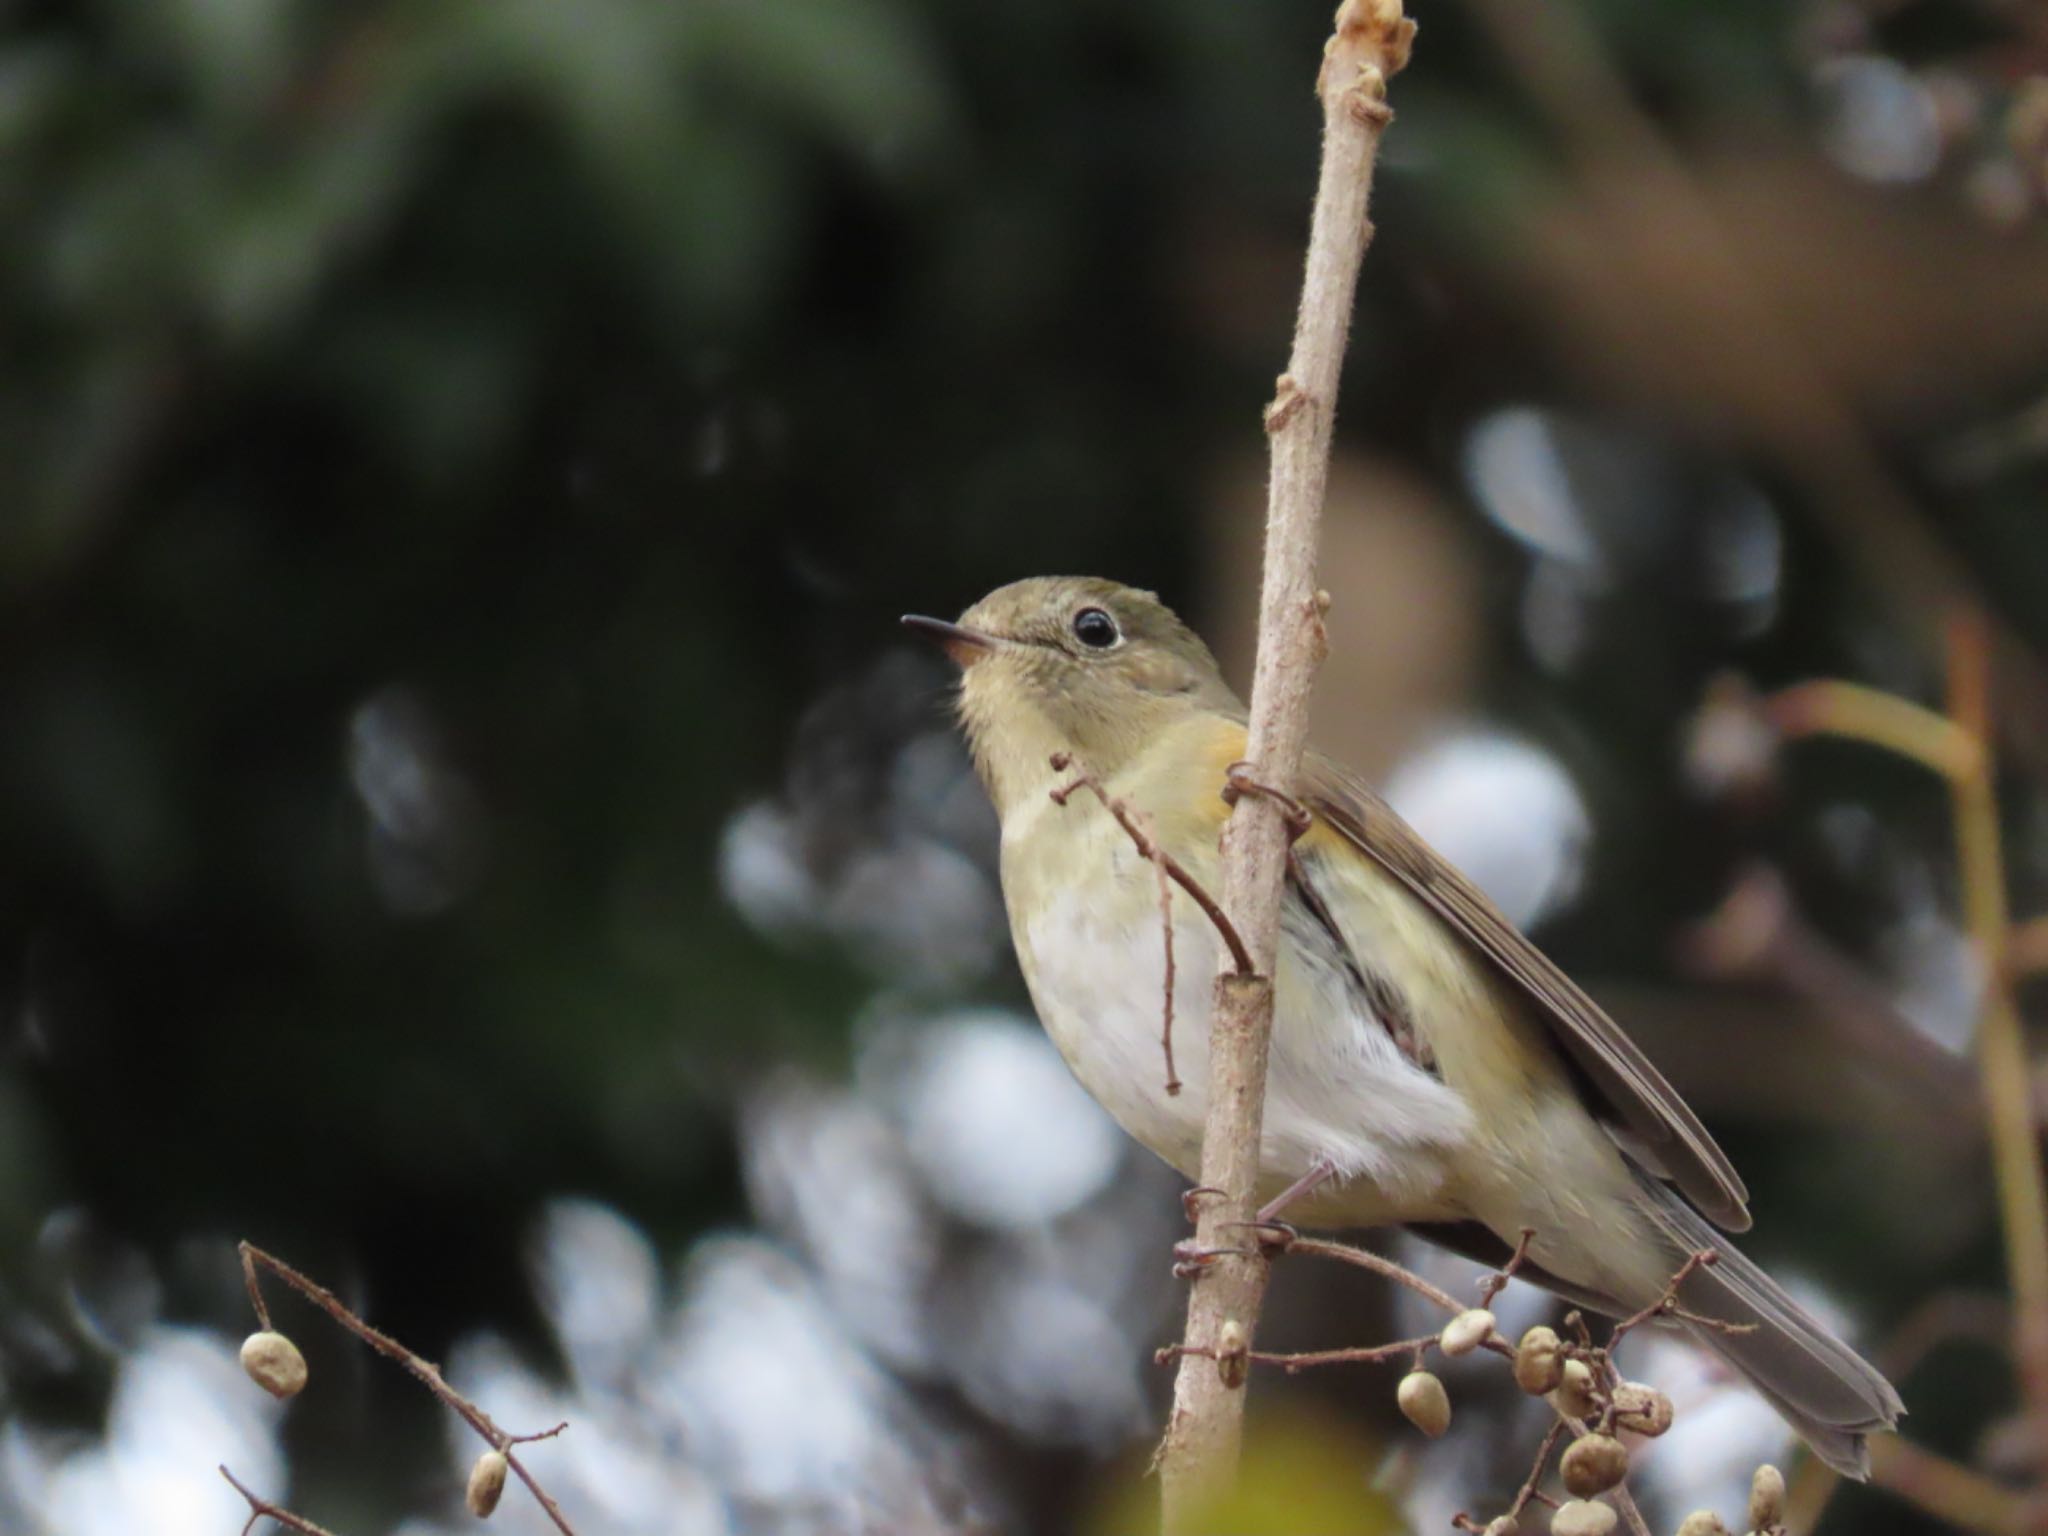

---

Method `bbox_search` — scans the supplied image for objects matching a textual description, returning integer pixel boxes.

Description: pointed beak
[901,614,998,668]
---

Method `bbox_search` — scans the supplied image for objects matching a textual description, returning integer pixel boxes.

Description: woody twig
[220,1465,344,1536]
[1164,1228,1742,1536]
[1154,3,1414,1522]
[236,1242,578,1534]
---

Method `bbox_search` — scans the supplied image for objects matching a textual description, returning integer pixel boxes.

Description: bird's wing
[1302,755,1751,1232]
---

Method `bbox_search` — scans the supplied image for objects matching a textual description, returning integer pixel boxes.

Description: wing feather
[1303,756,1751,1232]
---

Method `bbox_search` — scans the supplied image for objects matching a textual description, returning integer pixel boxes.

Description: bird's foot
[1171,1238,1259,1279]
[1221,763,1314,843]
[1254,1156,1338,1226]
[1181,1184,1225,1223]
[1225,1217,1300,1254]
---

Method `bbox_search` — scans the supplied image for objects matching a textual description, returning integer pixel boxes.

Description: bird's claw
[1171,1239,1258,1279]
[1226,1217,1300,1253]
[1221,763,1313,842]
[1181,1185,1225,1223]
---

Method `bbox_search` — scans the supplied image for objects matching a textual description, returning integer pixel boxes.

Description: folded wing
[1302,756,1751,1232]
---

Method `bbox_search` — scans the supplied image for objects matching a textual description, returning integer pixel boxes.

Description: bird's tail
[1638,1183,1903,1478]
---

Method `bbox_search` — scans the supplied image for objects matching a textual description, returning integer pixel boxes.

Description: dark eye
[1071,607,1120,649]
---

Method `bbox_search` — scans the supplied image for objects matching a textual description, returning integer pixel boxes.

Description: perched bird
[904,575,1901,1476]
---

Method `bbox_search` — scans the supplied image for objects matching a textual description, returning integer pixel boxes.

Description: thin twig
[1877,1291,2011,1382]
[1943,616,2048,1453]
[1150,820,1181,1094]
[1470,1418,1565,1530]
[1602,1462,1655,1536]
[1866,1435,2033,1536]
[1224,1231,1703,1535]
[1048,752,1235,1097]
[1049,752,1253,978]
[1511,1421,1567,1518]
[1281,1234,1527,1364]
[1790,1420,2027,1536]
[1541,1409,1656,1536]
[220,1465,345,1536]
[1155,3,1412,1523]
[240,1244,579,1536]
[1607,1248,1721,1340]
[1158,1334,1435,1374]
[1285,1237,1461,1316]
[1762,681,1982,780]
[1478,1228,1536,1308]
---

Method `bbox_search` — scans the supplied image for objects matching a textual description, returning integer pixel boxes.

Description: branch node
[1320,0,1417,95]
[221,1465,344,1536]
[1478,1228,1537,1307]
[1215,1319,1251,1390]
[1305,591,1331,665]
[1345,80,1393,125]
[1262,375,1308,434]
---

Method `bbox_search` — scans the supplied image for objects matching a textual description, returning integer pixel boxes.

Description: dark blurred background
[2,1,2045,1532]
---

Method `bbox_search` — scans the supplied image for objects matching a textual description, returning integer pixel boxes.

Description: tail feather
[1640,1185,1903,1478]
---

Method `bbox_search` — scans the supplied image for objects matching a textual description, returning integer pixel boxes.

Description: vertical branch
[1760,627,2048,1527]
[1944,616,2048,1437]
[1155,2,1413,1526]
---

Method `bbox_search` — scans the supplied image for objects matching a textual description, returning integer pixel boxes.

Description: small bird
[905,575,1901,1476]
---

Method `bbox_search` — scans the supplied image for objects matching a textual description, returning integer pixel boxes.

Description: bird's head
[904,576,1239,815]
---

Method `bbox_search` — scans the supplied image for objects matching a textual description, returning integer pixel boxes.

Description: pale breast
[1005,802,1474,1224]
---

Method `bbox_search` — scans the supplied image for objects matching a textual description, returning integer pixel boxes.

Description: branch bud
[466,1450,508,1517]
[1561,1433,1629,1497]
[239,1331,308,1400]
[1396,1368,1451,1437]
[1439,1307,1495,1357]
[1215,1319,1249,1390]
[1550,1499,1617,1536]
[1675,1513,1732,1536]
[1483,1519,1518,1536]
[1748,1464,1785,1531]
[1512,1325,1563,1395]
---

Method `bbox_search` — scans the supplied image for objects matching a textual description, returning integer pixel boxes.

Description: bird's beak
[901,614,998,668]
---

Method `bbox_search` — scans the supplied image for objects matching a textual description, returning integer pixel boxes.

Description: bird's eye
[1071,607,1120,649]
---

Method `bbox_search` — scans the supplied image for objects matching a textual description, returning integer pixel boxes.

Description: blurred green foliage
[0,0,1358,1299]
